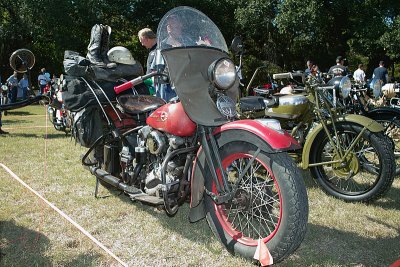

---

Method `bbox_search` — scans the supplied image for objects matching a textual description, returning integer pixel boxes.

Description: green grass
[1,105,399,266]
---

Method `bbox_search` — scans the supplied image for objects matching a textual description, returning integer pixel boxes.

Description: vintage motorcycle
[0,49,50,114]
[69,6,308,263]
[46,77,72,133]
[239,72,395,202]
[336,78,400,176]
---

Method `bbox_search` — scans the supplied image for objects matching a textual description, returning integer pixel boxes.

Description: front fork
[311,92,366,167]
[199,125,261,204]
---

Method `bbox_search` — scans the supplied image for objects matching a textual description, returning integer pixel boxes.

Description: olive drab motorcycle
[239,71,395,202]
[80,6,308,263]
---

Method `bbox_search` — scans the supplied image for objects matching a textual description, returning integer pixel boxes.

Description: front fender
[301,114,384,169]
[214,119,301,151]
[189,119,300,222]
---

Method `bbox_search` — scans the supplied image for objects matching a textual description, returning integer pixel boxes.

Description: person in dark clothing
[372,61,389,85]
[328,56,349,77]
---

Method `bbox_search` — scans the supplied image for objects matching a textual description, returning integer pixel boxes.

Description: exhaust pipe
[90,166,130,191]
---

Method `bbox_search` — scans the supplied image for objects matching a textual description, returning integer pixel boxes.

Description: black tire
[204,141,308,263]
[372,116,400,176]
[310,123,395,202]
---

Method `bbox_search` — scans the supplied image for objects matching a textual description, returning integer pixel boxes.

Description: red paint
[146,102,196,136]
[104,106,137,132]
[212,152,282,246]
[390,259,400,267]
[215,119,300,150]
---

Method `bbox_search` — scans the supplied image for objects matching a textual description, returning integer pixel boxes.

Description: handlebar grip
[114,81,135,94]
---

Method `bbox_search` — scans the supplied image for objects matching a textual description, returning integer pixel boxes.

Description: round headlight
[339,76,351,98]
[370,78,382,99]
[208,58,237,90]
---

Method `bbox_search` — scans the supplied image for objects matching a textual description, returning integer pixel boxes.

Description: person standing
[6,71,19,103]
[0,76,8,134]
[138,28,157,74]
[19,73,29,100]
[328,56,349,77]
[37,68,49,95]
[304,60,314,77]
[372,61,389,85]
[353,64,366,85]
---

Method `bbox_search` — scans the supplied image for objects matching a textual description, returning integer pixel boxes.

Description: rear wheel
[310,123,395,202]
[204,141,308,263]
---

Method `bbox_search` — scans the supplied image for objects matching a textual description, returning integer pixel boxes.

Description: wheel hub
[332,151,360,178]
[232,189,250,211]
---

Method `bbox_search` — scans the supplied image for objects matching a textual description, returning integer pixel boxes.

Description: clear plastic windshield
[157,6,228,52]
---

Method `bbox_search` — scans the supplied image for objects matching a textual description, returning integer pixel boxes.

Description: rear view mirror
[231,36,243,55]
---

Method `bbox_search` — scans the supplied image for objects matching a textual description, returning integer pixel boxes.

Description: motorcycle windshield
[157,6,228,52]
[157,6,234,126]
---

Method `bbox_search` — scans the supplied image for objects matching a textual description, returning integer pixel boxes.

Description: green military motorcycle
[238,73,395,202]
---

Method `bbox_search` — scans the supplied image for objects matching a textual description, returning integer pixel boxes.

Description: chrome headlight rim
[208,57,237,90]
[339,76,351,98]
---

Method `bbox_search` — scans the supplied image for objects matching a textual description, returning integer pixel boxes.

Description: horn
[9,49,35,73]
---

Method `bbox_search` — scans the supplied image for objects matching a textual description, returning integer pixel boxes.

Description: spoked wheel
[310,123,395,202]
[375,118,400,176]
[205,141,308,263]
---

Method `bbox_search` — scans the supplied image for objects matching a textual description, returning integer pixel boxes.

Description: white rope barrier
[0,163,128,267]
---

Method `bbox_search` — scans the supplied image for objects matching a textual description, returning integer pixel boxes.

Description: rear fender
[189,119,300,222]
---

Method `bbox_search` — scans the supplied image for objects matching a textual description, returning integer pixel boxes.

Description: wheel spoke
[218,155,280,240]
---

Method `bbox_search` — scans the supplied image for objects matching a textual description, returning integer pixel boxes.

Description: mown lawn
[0,105,399,266]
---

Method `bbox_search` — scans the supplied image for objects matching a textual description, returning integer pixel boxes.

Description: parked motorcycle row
[2,6,398,264]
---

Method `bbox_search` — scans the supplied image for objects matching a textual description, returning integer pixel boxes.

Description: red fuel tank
[146,102,196,136]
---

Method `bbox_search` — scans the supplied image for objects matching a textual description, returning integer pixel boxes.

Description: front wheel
[204,141,308,263]
[310,123,395,202]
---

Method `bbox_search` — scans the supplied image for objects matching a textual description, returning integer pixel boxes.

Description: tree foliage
[0,0,399,81]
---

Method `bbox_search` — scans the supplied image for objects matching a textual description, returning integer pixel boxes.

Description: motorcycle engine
[146,130,166,155]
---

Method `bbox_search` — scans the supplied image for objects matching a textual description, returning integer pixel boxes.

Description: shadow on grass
[0,220,51,266]
[374,185,400,210]
[4,111,34,116]
[96,183,217,249]
[3,133,44,138]
[279,222,400,266]
[0,132,70,139]
[45,133,71,139]
[2,119,32,124]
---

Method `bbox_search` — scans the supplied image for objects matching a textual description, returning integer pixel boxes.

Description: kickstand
[95,177,100,198]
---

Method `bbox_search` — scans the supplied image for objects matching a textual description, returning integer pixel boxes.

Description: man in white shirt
[353,63,366,84]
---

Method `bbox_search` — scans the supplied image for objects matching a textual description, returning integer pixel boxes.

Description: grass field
[0,105,399,267]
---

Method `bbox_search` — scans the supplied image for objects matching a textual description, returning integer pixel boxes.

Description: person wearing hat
[328,56,349,77]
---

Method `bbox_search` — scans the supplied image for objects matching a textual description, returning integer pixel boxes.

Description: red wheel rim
[212,152,282,246]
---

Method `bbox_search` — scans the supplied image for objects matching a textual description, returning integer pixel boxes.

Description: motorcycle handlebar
[114,72,158,94]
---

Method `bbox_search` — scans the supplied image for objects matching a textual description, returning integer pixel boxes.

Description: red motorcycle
[72,6,308,263]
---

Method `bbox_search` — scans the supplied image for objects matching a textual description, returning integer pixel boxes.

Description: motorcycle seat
[239,96,266,112]
[116,94,166,115]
